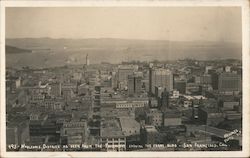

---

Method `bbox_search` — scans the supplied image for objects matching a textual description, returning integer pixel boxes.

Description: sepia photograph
[0,0,249,157]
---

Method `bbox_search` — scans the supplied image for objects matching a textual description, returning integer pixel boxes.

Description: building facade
[149,68,173,95]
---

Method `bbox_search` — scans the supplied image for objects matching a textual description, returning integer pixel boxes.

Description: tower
[86,54,90,66]
[161,88,169,110]
[128,74,142,96]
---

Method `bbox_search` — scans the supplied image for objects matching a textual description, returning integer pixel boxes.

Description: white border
[0,0,249,157]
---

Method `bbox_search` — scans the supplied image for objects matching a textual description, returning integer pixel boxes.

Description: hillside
[6,45,32,54]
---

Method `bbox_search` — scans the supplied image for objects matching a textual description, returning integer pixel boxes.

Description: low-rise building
[220,101,239,111]
[119,117,140,137]
[44,98,65,111]
[116,101,145,109]
[61,121,87,145]
[163,110,182,126]
[140,125,158,146]
[145,109,163,127]
[198,108,224,126]
[100,119,126,151]
[29,112,48,121]
[224,111,242,120]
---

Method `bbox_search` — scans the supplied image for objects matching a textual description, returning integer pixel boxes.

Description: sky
[6,7,241,43]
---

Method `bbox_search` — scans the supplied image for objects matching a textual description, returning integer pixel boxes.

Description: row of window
[116,104,144,108]
[107,142,125,145]
[101,138,125,142]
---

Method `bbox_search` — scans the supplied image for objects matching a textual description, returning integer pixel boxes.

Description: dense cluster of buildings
[6,56,242,151]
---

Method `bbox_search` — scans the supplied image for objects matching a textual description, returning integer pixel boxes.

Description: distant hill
[6,37,241,49]
[6,45,32,54]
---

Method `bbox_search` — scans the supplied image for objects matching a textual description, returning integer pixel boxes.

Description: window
[102,138,106,142]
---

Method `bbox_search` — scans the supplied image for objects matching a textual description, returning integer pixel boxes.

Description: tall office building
[195,74,211,85]
[161,88,169,110]
[117,65,137,90]
[111,72,118,88]
[155,86,164,98]
[118,65,136,82]
[211,72,219,90]
[174,79,186,94]
[218,72,241,93]
[149,68,173,95]
[128,75,142,96]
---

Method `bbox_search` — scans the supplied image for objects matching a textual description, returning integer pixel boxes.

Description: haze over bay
[6,38,241,68]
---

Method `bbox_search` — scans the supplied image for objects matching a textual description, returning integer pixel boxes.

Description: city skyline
[5,57,243,152]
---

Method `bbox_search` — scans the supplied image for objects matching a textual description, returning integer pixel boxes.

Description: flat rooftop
[119,117,140,130]
[100,119,124,138]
